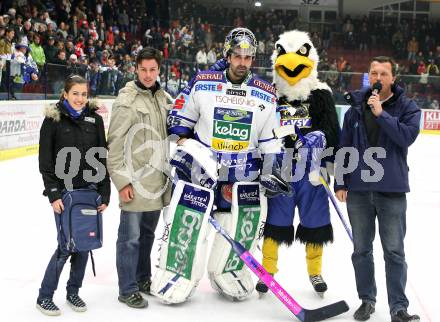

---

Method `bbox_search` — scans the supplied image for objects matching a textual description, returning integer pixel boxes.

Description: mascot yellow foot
[306,243,327,297]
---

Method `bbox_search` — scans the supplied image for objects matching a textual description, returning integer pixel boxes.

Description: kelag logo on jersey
[195,83,223,92]
[211,107,253,152]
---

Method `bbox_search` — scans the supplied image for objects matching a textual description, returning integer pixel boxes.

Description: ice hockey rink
[0,133,438,322]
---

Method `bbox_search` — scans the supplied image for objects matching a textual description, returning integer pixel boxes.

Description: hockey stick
[318,176,353,241]
[280,125,353,242]
[208,216,349,322]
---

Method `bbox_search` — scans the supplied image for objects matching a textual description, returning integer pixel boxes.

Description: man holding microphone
[335,56,421,322]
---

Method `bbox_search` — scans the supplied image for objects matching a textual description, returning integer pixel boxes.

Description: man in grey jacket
[107,47,172,309]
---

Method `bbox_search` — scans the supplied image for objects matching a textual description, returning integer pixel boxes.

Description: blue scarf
[63,99,87,119]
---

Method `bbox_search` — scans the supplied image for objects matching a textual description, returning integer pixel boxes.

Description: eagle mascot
[256,30,340,297]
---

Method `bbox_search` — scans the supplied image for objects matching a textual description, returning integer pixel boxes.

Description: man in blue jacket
[335,56,421,322]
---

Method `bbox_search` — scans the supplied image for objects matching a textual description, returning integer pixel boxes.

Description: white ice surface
[0,133,439,322]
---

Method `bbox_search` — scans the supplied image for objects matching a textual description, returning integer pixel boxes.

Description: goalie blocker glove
[170,139,219,189]
[260,153,292,198]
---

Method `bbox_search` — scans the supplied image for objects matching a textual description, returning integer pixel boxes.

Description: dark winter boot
[354,301,375,321]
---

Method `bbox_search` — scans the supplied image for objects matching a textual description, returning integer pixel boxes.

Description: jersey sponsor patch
[174,94,186,110]
[250,89,276,103]
[211,107,253,152]
[278,103,312,129]
[215,95,256,107]
[194,83,223,92]
[226,88,246,97]
[195,72,224,81]
[249,78,276,95]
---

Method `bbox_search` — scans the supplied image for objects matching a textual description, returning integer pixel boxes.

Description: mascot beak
[275,52,314,86]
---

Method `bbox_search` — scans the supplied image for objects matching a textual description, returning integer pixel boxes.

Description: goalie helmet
[223,27,257,58]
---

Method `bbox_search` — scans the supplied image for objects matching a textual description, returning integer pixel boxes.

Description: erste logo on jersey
[195,83,223,92]
[211,107,253,152]
[250,89,276,103]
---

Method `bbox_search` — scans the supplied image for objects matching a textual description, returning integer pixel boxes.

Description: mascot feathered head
[272,30,326,101]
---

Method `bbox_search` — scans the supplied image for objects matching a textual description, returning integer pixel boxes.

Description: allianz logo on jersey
[251,89,275,103]
[195,83,223,92]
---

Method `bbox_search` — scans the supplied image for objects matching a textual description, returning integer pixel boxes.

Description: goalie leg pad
[151,180,214,304]
[207,182,267,301]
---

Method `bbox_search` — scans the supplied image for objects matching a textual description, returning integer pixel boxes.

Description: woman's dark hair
[136,47,162,67]
[59,74,88,101]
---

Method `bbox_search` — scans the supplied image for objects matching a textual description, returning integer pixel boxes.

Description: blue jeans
[116,210,161,296]
[38,247,89,300]
[347,191,409,314]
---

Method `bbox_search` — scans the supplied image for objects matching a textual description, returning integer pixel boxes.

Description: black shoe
[138,280,152,295]
[36,298,61,316]
[255,280,268,293]
[118,292,148,309]
[66,294,87,312]
[354,301,375,321]
[391,310,420,322]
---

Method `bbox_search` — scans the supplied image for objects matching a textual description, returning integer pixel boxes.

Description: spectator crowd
[0,0,440,107]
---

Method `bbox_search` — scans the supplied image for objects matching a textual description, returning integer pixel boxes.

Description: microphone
[369,81,382,108]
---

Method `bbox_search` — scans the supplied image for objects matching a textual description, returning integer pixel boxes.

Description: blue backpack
[56,187,103,253]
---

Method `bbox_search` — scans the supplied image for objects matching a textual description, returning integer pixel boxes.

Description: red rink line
[409,280,432,322]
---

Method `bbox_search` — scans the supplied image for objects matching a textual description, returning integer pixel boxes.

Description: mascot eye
[296,43,311,57]
[276,44,286,57]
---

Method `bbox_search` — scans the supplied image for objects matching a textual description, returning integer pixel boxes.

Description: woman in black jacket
[36,75,110,316]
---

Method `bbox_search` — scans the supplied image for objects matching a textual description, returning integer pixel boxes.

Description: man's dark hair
[136,47,162,67]
[370,56,397,76]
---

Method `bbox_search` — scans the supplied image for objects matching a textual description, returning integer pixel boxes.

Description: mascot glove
[295,130,327,163]
[308,169,323,186]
